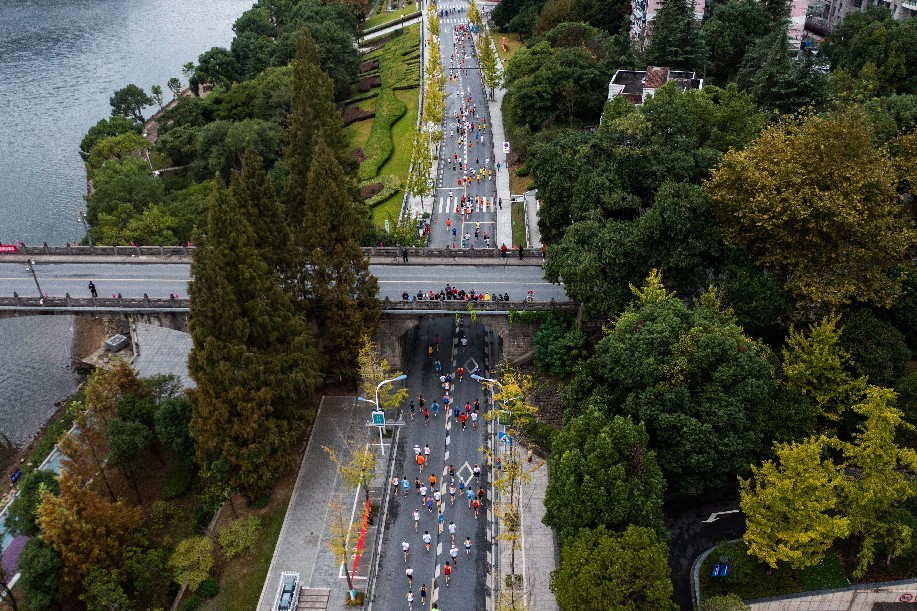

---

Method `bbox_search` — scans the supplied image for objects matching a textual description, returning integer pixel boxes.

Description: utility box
[105,334,129,352]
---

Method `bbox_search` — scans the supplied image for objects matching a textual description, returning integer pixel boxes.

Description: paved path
[747,579,917,610]
[518,456,558,611]
[257,396,379,611]
[524,190,541,250]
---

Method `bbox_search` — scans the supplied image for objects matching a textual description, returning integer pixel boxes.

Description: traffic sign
[372,410,385,426]
[498,431,511,444]
[503,141,510,153]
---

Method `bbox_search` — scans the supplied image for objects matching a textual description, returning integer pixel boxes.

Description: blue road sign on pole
[372,411,385,426]
[498,431,511,444]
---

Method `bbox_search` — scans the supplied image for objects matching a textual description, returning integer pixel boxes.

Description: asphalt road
[427,1,500,250]
[373,317,491,610]
[0,262,568,302]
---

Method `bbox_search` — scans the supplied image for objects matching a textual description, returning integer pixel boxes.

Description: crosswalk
[435,196,494,214]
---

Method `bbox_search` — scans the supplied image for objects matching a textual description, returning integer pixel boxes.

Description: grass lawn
[371,87,419,225]
[509,163,532,195]
[511,200,526,248]
[799,554,849,591]
[496,31,526,64]
[364,3,419,30]
[700,541,803,601]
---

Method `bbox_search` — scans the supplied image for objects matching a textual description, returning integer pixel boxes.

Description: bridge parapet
[3,244,529,261]
[380,298,577,312]
[0,293,189,312]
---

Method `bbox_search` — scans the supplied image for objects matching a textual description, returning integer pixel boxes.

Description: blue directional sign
[498,431,512,444]
[372,410,385,426]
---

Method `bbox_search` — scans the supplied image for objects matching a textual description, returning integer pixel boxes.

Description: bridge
[0,243,541,264]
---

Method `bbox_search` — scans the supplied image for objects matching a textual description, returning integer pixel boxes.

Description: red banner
[0,245,19,253]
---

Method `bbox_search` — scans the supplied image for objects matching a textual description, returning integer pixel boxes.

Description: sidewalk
[523,190,541,249]
[256,396,386,611]
[483,48,512,250]
[494,448,559,611]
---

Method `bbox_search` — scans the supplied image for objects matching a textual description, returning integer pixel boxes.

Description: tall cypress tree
[645,0,706,71]
[235,147,288,271]
[189,158,321,500]
[303,137,380,379]
[283,28,348,230]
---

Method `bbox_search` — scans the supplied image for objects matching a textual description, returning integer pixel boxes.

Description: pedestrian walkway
[746,579,917,610]
[495,450,559,611]
[257,396,384,611]
[523,190,541,249]
[479,34,512,249]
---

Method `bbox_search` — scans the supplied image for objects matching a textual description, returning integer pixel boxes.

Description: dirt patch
[360,182,384,200]
[351,148,366,163]
[72,316,127,366]
[360,59,380,73]
[356,75,382,93]
[343,106,376,126]
[518,364,564,427]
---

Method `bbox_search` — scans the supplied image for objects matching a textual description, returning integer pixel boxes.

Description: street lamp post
[358,374,407,455]
[25,258,43,299]
[77,210,93,247]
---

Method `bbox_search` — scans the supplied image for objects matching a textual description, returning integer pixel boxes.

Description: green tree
[85,157,163,229]
[218,517,261,560]
[106,418,153,502]
[479,28,503,99]
[407,136,434,208]
[80,116,141,161]
[740,437,849,569]
[468,0,482,26]
[544,408,666,542]
[17,538,62,611]
[150,84,164,111]
[701,0,772,80]
[0,557,17,611]
[189,153,321,500]
[80,568,132,611]
[193,47,239,89]
[780,314,867,422]
[705,109,917,313]
[5,469,59,537]
[837,386,917,577]
[644,0,706,70]
[168,536,213,592]
[821,7,917,96]
[167,77,182,97]
[110,84,153,123]
[839,309,911,387]
[298,137,379,378]
[567,272,777,494]
[125,547,170,608]
[358,336,408,412]
[532,313,587,378]
[550,525,675,611]
[155,395,195,460]
[735,28,828,114]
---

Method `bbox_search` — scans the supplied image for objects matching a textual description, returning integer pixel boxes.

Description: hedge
[358,88,407,181]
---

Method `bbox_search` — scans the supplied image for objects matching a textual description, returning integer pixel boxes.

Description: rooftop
[608,66,703,103]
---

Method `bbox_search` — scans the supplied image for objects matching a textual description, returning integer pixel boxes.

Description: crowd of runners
[395,338,489,610]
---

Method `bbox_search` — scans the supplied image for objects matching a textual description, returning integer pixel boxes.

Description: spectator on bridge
[501,243,507,258]
[88,281,97,298]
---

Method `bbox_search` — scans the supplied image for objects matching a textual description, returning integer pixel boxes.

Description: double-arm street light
[357,374,407,455]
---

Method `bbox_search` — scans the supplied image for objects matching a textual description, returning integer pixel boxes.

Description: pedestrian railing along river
[2,244,538,261]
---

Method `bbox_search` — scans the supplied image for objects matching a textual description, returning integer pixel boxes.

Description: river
[0,0,250,453]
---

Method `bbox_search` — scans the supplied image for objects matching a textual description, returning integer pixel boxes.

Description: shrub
[196,576,219,598]
[532,313,587,378]
[840,309,910,386]
[218,516,261,560]
[161,459,196,500]
[168,536,213,592]
[358,88,407,181]
[364,174,402,207]
[193,504,215,534]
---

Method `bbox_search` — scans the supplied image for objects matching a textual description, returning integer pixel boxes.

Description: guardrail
[1,244,531,260]
[381,297,577,310]
[0,293,575,313]
[0,293,189,311]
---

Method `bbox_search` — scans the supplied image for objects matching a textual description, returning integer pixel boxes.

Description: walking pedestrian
[403,540,410,562]
[423,531,432,551]
[414,509,421,531]
[541,243,546,261]
[88,281,97,298]
[519,245,524,260]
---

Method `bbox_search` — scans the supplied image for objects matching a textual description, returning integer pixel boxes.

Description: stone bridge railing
[0,293,576,313]
[2,244,530,261]
[0,293,189,311]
